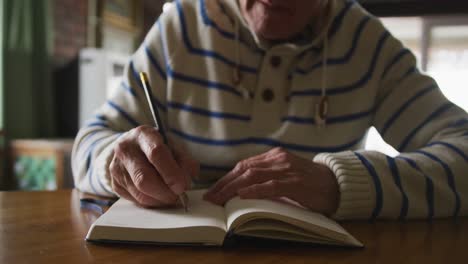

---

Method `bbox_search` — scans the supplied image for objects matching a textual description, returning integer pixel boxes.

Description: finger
[209,168,284,205]
[254,147,290,162]
[120,163,172,207]
[111,159,163,207]
[110,156,168,207]
[111,176,136,203]
[233,148,284,169]
[117,142,179,204]
[109,155,135,202]
[205,154,277,197]
[124,176,171,208]
[206,154,271,196]
[136,127,189,194]
[237,179,295,200]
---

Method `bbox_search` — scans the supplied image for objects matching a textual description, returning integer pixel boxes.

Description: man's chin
[257,28,295,41]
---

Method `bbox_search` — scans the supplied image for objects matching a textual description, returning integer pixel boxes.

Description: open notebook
[86,189,362,247]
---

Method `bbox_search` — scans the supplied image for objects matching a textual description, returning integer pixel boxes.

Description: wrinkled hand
[204,147,339,216]
[110,125,199,207]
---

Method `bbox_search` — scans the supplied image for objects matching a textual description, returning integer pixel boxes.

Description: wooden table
[1,190,467,264]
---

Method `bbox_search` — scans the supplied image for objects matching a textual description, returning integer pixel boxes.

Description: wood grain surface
[1,190,467,264]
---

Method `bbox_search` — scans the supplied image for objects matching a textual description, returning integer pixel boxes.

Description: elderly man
[72,0,468,219]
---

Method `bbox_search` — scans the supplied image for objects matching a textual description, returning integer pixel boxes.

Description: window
[366,16,468,155]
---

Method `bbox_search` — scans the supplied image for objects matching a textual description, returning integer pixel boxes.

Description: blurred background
[0,0,467,192]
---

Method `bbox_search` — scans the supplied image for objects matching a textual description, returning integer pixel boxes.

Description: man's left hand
[203,147,340,216]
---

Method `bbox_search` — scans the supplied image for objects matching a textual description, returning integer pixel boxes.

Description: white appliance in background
[79,48,130,127]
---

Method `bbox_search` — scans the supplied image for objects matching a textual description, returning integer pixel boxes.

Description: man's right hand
[109,125,199,207]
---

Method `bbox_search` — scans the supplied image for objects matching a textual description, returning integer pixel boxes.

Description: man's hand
[110,125,199,207]
[204,147,339,216]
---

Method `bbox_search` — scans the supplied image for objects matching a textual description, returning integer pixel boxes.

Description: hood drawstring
[314,30,329,127]
[232,18,252,100]
[231,9,330,127]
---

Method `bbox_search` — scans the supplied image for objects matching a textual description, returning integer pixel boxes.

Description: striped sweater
[72,0,468,220]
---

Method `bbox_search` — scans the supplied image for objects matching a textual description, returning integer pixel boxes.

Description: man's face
[239,0,325,41]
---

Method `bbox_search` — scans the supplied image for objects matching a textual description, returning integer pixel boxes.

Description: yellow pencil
[139,72,189,212]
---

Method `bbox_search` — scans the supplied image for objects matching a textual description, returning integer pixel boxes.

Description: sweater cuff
[93,138,119,197]
[313,151,375,220]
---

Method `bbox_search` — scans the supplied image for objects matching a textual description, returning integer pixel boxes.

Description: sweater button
[270,56,282,68]
[262,88,275,102]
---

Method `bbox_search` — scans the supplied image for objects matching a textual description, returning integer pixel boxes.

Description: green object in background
[1,0,55,189]
[14,155,56,190]
[2,0,55,140]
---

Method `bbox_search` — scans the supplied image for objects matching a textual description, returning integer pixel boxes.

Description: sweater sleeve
[71,18,172,196]
[314,25,468,220]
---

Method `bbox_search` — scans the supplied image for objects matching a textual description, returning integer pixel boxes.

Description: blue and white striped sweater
[72,0,468,220]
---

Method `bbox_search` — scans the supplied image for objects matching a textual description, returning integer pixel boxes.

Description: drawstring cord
[231,1,330,127]
[314,30,329,127]
[314,0,333,127]
[232,18,251,99]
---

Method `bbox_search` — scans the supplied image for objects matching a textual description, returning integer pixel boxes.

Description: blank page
[225,197,362,246]
[86,190,227,244]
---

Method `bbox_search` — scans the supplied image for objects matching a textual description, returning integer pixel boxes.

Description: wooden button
[262,88,275,102]
[270,56,282,68]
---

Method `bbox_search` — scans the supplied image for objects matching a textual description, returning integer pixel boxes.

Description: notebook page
[224,197,362,246]
[90,190,226,231]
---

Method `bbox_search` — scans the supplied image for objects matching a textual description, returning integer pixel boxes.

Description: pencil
[139,72,189,212]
